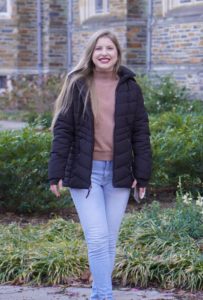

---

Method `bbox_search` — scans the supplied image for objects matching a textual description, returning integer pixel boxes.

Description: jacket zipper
[86,104,94,198]
[112,78,122,186]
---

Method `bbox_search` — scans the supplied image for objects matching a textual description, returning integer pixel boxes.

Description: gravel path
[0,120,27,131]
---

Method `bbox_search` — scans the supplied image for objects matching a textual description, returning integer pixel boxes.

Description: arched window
[0,0,12,18]
[79,0,109,23]
[163,0,203,16]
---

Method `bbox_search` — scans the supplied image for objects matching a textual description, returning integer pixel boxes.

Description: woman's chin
[95,64,114,72]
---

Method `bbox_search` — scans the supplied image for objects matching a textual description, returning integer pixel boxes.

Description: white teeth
[99,58,110,62]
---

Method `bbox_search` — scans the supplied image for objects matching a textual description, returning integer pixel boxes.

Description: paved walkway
[0,120,27,131]
[0,285,199,300]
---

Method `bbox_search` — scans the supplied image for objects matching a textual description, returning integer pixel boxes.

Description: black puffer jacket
[48,66,152,188]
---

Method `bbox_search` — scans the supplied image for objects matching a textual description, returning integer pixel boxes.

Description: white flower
[196,196,203,207]
[197,195,203,201]
[182,193,192,205]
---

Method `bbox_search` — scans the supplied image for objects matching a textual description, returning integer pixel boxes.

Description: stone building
[0,0,203,99]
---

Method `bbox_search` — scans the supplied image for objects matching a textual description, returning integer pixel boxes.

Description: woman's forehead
[95,36,115,46]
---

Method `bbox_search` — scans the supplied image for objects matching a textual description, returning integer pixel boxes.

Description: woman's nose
[101,47,107,55]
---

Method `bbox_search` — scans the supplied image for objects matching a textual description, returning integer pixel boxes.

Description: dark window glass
[0,76,7,89]
[0,0,7,13]
[95,0,103,13]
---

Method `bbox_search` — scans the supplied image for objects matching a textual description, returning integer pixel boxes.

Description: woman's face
[92,36,118,72]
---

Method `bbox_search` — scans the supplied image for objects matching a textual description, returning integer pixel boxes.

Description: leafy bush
[28,111,53,129]
[136,74,203,114]
[0,193,202,290]
[0,128,71,213]
[0,74,64,114]
[150,112,203,188]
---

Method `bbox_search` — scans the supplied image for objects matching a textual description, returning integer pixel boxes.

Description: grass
[0,219,88,285]
[0,191,202,290]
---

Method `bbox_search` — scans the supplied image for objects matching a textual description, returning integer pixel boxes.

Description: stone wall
[126,0,147,72]
[0,0,18,75]
[151,1,203,99]
[16,0,38,71]
[0,0,68,77]
[41,0,68,74]
[41,0,50,73]
[48,0,68,72]
[0,0,203,99]
[128,0,147,19]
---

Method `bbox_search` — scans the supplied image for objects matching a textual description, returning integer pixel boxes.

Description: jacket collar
[75,65,135,96]
[118,65,136,80]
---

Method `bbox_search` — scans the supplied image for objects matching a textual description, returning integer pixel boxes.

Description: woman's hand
[131,179,146,199]
[50,179,63,197]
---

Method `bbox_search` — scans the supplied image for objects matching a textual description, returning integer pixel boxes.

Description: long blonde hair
[51,29,122,130]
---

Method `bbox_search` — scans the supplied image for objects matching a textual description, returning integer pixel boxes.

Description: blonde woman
[48,29,152,300]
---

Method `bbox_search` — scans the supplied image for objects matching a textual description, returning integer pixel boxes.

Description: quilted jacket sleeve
[132,83,152,187]
[48,102,74,185]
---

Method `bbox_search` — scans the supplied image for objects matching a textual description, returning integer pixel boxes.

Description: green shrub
[150,112,203,188]
[1,74,202,124]
[136,74,203,114]
[28,111,52,129]
[0,128,71,213]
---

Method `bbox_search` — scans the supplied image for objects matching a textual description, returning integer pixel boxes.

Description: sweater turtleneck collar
[93,68,118,81]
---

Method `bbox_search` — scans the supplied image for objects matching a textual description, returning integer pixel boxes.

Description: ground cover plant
[115,187,203,291]
[0,190,202,290]
[0,219,87,285]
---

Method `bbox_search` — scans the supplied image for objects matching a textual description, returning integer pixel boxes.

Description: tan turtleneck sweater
[92,70,119,161]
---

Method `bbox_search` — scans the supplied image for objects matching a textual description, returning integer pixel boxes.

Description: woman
[48,29,152,300]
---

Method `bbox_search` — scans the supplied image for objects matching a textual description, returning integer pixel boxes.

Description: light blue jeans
[69,160,130,300]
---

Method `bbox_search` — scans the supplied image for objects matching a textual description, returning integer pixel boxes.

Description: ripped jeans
[69,160,130,300]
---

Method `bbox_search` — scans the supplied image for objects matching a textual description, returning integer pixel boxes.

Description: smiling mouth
[99,58,111,63]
